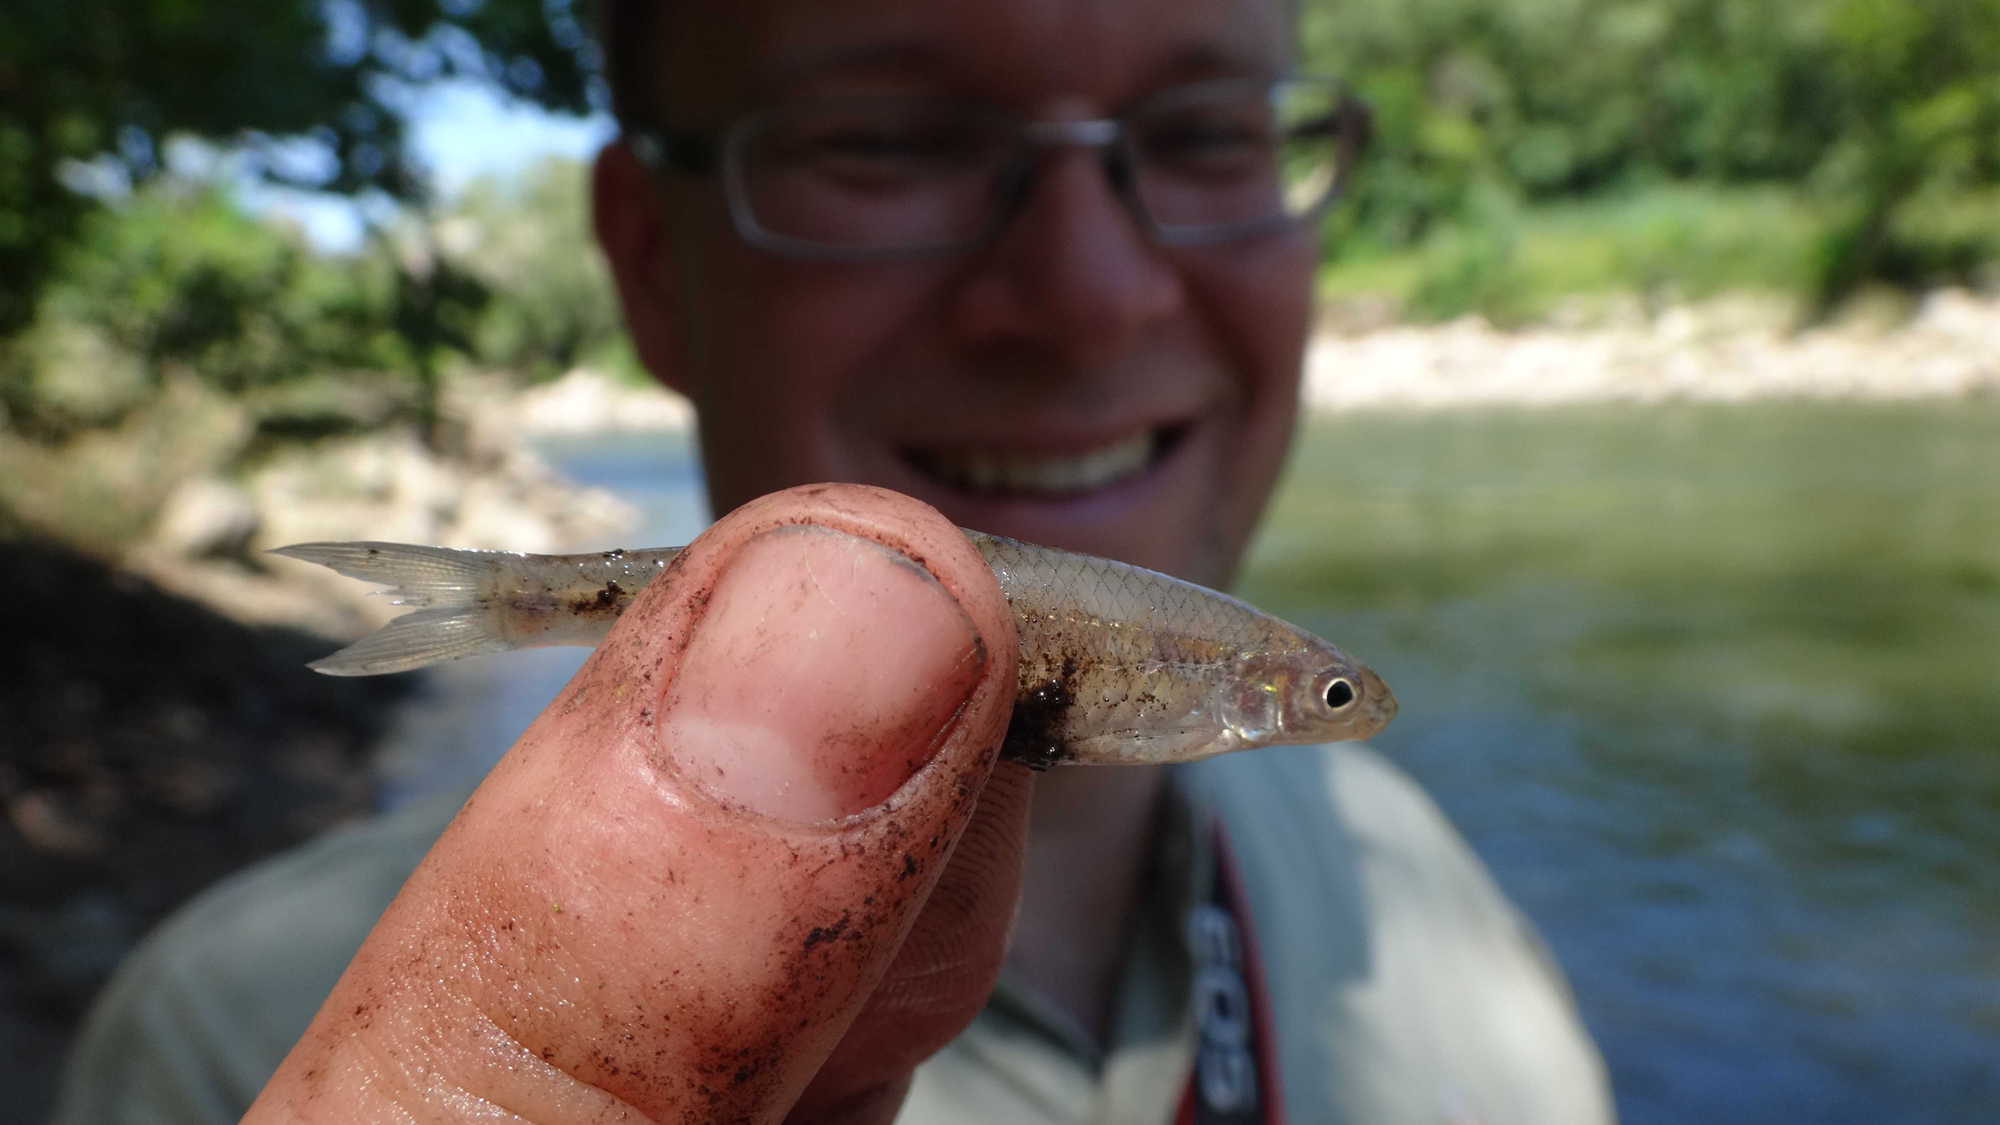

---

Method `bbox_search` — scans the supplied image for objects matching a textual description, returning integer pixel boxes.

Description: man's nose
[948,147,1186,368]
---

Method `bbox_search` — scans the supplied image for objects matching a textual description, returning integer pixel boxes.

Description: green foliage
[0,173,600,550]
[2,185,398,436]
[1305,0,2000,312]
[0,158,630,448]
[1322,183,1847,323]
[448,159,626,382]
[0,176,510,449]
[6,0,1996,382]
[51,188,394,386]
[0,0,599,337]
[382,231,489,444]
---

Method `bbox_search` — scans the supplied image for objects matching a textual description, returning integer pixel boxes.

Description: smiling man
[608,1,1314,586]
[55,1,1615,1122]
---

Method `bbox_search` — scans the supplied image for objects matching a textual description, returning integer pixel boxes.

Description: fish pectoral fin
[307,605,511,676]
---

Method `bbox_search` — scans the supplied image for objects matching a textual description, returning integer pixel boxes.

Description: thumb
[245,484,1024,1123]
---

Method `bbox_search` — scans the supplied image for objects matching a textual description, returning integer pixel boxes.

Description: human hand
[244,484,1030,1124]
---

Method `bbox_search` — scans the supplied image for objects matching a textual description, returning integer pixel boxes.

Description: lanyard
[1176,825,1286,1125]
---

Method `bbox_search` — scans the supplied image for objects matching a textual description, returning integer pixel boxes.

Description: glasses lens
[734,101,1013,252]
[1127,79,1350,238]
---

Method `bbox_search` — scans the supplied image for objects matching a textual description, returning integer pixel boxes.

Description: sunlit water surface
[1239,401,2000,1125]
[388,403,1999,1124]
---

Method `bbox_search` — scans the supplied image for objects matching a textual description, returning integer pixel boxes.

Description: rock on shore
[126,369,675,643]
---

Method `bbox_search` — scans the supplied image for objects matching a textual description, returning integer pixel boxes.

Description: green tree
[2,183,401,436]
[448,158,624,382]
[1809,0,2000,309]
[384,227,488,446]
[0,0,600,338]
[1302,0,2000,305]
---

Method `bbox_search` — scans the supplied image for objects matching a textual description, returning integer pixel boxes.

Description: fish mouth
[1353,663,1398,739]
[903,425,1186,498]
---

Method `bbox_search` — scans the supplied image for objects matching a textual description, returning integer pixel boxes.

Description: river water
[386,402,2000,1125]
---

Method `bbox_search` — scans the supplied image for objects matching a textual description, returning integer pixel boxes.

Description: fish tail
[268,541,500,608]
[271,541,514,676]
[305,605,513,676]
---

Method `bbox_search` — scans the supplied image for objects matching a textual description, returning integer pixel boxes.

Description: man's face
[597,0,1313,588]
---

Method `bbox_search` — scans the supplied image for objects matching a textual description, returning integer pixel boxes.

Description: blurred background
[1,0,1996,1121]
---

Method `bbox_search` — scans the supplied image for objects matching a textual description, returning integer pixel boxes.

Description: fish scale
[969,534,1327,766]
[274,531,1395,767]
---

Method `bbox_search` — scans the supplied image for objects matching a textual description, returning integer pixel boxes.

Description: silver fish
[272,535,1396,768]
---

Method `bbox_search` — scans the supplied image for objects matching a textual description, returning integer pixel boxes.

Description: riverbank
[99,372,656,642]
[1306,287,1999,412]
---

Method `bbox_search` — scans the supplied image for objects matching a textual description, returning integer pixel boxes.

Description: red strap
[1217,827,1286,1125]
[1178,824,1286,1125]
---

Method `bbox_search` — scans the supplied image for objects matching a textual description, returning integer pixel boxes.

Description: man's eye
[801,129,981,175]
[820,131,929,157]
[1138,120,1273,172]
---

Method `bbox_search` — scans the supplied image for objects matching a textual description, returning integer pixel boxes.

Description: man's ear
[592,141,695,399]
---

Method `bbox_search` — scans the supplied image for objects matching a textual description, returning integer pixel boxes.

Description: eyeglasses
[629,76,1372,260]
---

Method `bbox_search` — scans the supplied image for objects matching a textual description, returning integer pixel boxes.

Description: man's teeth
[920,431,1157,495]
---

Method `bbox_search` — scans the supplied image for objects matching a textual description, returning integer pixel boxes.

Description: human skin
[594,0,1315,1042]
[247,485,1033,1123]
[248,0,1318,1118]
[608,0,1311,588]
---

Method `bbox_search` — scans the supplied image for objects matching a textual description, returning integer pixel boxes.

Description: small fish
[272,534,1396,768]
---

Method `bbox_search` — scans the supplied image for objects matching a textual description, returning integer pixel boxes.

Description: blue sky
[251,80,615,251]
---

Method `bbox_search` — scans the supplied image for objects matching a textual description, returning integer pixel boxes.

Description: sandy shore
[432,288,2000,443]
[1305,288,1999,413]
[459,287,2000,444]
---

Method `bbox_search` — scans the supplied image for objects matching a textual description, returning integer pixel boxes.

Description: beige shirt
[54,744,1615,1125]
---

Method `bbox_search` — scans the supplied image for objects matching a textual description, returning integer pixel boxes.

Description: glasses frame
[628,75,1373,261]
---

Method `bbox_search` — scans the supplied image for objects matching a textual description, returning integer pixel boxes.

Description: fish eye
[1324,677,1357,710]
